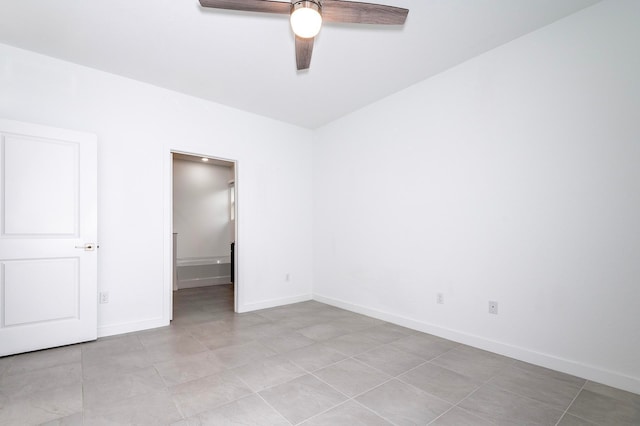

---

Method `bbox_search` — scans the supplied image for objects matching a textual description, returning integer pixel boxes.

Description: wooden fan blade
[199,0,291,15]
[321,0,408,25]
[295,36,314,70]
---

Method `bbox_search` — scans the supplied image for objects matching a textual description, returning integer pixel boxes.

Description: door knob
[75,243,97,251]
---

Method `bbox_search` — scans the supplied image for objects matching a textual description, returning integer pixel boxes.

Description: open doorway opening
[170,152,237,322]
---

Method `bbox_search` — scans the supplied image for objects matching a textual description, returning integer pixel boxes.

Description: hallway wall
[173,158,233,260]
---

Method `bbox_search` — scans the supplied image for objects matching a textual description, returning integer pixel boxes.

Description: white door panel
[3,258,79,326]
[3,135,78,236]
[0,119,97,356]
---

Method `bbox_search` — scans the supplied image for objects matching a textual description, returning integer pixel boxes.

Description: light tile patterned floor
[0,285,639,425]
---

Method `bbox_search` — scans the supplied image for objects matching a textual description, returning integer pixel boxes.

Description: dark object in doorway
[231,241,235,284]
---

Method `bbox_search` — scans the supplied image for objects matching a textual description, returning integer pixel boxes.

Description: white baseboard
[177,277,231,289]
[98,317,168,338]
[313,293,640,395]
[238,293,313,313]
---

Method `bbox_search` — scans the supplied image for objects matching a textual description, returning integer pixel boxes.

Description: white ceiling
[0,0,601,129]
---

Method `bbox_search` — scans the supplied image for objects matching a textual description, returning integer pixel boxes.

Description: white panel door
[0,119,97,356]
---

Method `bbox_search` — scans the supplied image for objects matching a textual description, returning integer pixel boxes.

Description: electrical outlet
[437,293,444,304]
[99,291,109,304]
[488,300,498,314]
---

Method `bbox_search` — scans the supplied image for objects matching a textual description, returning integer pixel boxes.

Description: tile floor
[1,285,639,425]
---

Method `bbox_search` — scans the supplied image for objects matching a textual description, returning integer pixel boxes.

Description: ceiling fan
[199,0,409,70]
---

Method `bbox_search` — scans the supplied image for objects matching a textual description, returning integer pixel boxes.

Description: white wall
[0,42,314,335]
[313,0,640,394]
[173,159,232,260]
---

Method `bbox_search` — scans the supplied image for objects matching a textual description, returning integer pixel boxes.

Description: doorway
[168,151,237,322]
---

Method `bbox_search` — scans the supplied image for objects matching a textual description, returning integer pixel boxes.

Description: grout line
[253,391,295,426]
[398,359,429,376]
[352,398,402,426]
[427,405,499,426]
[393,363,471,412]
[283,345,351,375]
[449,386,486,416]
[555,381,588,426]
[480,366,587,420]
[170,394,187,420]
[425,406,457,425]
[438,362,508,425]
[294,398,352,425]
[307,369,353,399]
[306,357,459,426]
[314,374,402,424]
[237,367,308,394]
[345,375,398,400]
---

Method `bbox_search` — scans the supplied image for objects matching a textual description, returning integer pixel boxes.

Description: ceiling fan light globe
[290,2,322,39]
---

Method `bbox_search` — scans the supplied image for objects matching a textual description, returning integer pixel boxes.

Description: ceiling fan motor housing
[291,0,322,14]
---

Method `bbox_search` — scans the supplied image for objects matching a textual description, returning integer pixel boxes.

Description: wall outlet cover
[489,300,498,314]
